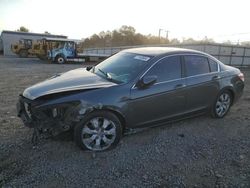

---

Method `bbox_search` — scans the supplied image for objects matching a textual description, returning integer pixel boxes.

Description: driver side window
[146,56,182,83]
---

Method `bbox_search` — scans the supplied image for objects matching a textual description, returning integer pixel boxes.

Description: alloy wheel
[215,93,231,117]
[81,117,116,151]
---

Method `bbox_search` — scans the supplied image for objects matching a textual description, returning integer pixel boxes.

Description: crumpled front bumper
[17,95,83,133]
[17,95,35,128]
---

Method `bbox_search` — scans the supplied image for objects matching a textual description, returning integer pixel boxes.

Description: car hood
[23,68,117,100]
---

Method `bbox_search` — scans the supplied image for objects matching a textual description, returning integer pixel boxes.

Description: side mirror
[86,66,93,71]
[136,75,157,89]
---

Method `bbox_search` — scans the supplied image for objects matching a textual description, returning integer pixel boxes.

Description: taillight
[238,72,244,82]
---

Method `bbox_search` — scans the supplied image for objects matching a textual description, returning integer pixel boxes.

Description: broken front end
[17,95,91,143]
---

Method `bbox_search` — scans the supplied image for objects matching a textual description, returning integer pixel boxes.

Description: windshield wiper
[98,68,107,77]
[97,68,123,84]
[98,68,112,80]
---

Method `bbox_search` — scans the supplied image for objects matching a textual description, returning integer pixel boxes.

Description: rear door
[183,55,220,112]
[128,55,187,127]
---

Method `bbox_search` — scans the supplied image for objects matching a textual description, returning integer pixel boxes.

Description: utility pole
[159,29,162,43]
[159,29,169,43]
[166,30,169,41]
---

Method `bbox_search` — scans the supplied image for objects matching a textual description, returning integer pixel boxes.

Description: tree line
[81,25,168,48]
[80,25,217,48]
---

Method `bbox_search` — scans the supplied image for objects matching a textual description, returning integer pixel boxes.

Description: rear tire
[211,90,232,118]
[74,111,122,151]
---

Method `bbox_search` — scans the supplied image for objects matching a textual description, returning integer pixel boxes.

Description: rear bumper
[233,80,244,103]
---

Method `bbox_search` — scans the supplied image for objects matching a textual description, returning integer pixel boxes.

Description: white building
[0,30,67,56]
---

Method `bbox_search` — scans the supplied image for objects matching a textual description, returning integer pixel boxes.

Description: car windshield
[92,52,153,84]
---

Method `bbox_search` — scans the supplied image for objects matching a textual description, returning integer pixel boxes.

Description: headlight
[24,102,32,118]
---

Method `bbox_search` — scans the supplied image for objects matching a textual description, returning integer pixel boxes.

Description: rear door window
[146,56,182,83]
[184,55,210,76]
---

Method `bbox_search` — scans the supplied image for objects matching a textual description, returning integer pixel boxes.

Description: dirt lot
[0,56,249,188]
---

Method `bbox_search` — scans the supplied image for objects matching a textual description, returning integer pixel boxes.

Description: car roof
[122,47,204,56]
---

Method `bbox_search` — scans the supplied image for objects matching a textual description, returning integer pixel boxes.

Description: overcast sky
[0,0,249,42]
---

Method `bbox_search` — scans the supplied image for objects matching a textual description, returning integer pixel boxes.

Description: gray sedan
[17,47,245,151]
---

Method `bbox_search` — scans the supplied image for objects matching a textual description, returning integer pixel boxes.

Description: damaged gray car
[17,47,245,151]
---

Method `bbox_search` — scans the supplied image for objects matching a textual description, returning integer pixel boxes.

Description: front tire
[74,111,122,151]
[211,90,232,118]
[56,56,65,64]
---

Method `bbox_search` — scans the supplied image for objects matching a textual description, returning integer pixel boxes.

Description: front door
[128,56,187,128]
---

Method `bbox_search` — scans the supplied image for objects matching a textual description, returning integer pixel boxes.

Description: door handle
[212,75,221,80]
[175,84,186,89]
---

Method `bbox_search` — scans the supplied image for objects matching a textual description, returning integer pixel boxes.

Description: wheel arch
[55,53,65,60]
[107,109,126,133]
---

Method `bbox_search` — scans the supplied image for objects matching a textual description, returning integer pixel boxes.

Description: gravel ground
[0,57,249,188]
